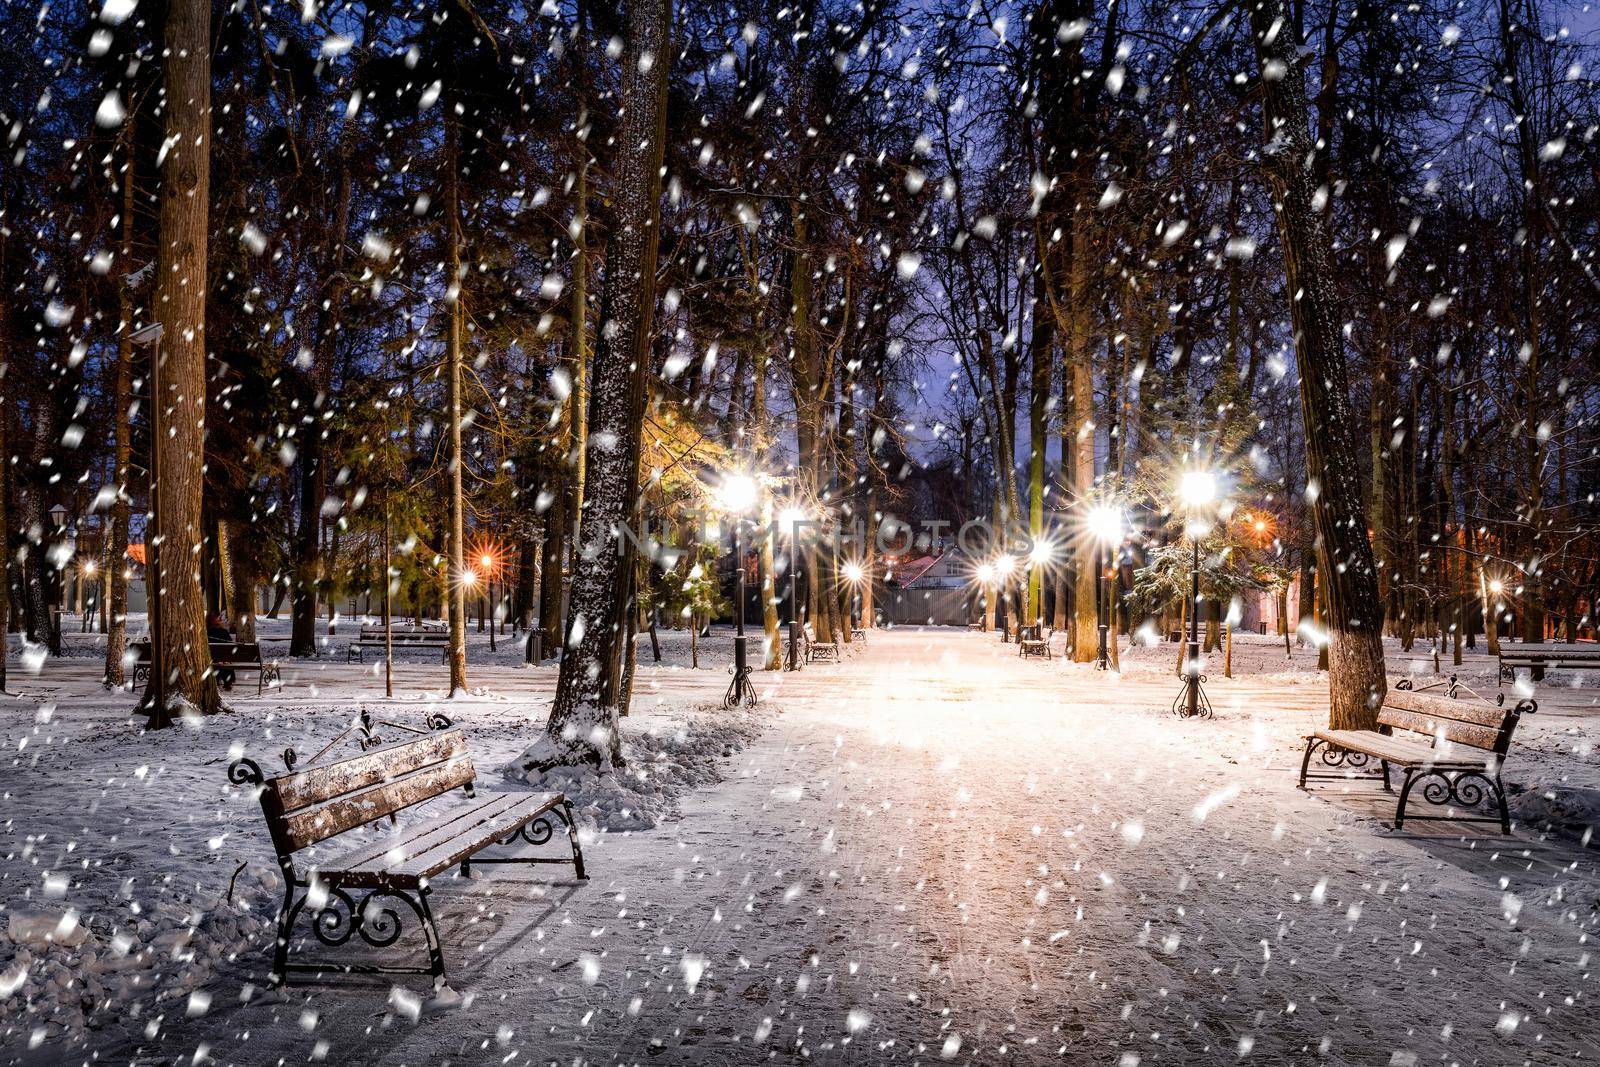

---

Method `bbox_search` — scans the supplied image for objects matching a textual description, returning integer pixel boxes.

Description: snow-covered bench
[1497,642,1600,685]
[128,638,280,695]
[1297,681,1536,834]
[227,712,586,986]
[346,624,450,663]
[803,624,840,663]
[1018,624,1051,659]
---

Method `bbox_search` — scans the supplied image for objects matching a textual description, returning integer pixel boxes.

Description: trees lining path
[52,628,1600,1065]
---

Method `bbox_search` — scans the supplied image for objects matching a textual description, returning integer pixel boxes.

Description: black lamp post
[1087,504,1123,671]
[48,504,68,657]
[781,509,808,672]
[1172,470,1218,719]
[129,321,167,725]
[719,475,759,707]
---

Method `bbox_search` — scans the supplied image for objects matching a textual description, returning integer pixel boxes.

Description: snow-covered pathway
[7,627,1600,1065]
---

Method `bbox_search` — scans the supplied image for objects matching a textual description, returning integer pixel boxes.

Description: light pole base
[726,635,758,708]
[1094,623,1110,671]
[786,620,803,672]
[1171,674,1215,719]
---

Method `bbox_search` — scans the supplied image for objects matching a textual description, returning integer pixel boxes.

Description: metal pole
[1095,542,1110,670]
[146,337,168,727]
[787,520,801,671]
[488,575,497,652]
[1186,536,1201,718]
[726,516,755,707]
[383,501,393,698]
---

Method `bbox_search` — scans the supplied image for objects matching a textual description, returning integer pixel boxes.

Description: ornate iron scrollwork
[503,817,556,848]
[1394,678,1414,691]
[1416,770,1493,809]
[426,711,454,731]
[282,747,299,770]
[301,886,421,950]
[1320,745,1372,770]
[227,757,265,786]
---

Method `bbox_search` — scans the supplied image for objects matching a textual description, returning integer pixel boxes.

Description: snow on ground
[2,619,1600,1064]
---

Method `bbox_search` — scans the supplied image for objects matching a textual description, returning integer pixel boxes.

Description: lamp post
[1087,505,1123,671]
[843,561,865,631]
[48,504,68,657]
[718,474,759,707]
[780,507,808,671]
[129,321,166,724]
[1174,469,1218,719]
[994,553,1017,640]
[479,552,498,652]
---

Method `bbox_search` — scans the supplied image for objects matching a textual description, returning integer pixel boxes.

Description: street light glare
[843,562,865,583]
[1489,579,1505,596]
[993,554,1016,576]
[1086,505,1123,546]
[718,474,759,514]
[1029,539,1055,564]
[779,506,808,528]
[1179,470,1217,508]
[480,553,494,569]
[462,568,478,588]
[975,562,995,583]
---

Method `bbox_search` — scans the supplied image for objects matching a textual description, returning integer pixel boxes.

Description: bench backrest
[256,729,474,856]
[210,642,262,665]
[1501,643,1600,659]
[1379,689,1519,754]
[129,639,258,663]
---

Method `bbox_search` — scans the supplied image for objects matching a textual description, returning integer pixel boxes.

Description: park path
[78,628,1600,1066]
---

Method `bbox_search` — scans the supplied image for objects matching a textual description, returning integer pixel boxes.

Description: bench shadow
[1302,775,1590,882]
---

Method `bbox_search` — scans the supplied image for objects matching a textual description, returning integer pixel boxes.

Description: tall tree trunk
[513,0,670,773]
[151,0,220,716]
[106,133,137,687]
[444,117,469,695]
[226,520,257,642]
[1027,273,1052,625]
[1251,0,1387,729]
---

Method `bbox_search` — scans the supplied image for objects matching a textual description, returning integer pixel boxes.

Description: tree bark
[513,0,670,773]
[151,0,220,716]
[444,116,469,695]
[1251,0,1387,729]
[106,132,137,687]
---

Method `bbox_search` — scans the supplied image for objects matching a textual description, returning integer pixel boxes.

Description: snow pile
[1508,783,1600,843]
[0,863,276,1050]
[508,708,768,832]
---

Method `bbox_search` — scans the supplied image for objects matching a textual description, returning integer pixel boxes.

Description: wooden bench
[802,624,840,664]
[1498,642,1600,685]
[1297,681,1536,834]
[129,639,281,695]
[227,712,586,986]
[1018,624,1051,660]
[347,624,450,663]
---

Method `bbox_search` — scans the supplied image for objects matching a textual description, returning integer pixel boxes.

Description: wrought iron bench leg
[1393,768,1419,830]
[270,876,300,986]
[1297,736,1324,788]
[557,800,588,879]
[415,886,448,984]
[1380,759,1392,792]
[1494,773,1510,835]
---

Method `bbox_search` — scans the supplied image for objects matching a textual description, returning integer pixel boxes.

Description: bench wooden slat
[1382,689,1506,727]
[1377,708,1502,751]
[278,758,476,853]
[324,792,564,888]
[269,731,469,815]
[317,792,527,874]
[1314,728,1493,769]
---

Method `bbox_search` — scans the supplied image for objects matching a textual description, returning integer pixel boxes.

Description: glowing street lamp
[716,473,759,707]
[1087,504,1125,671]
[1175,467,1221,719]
